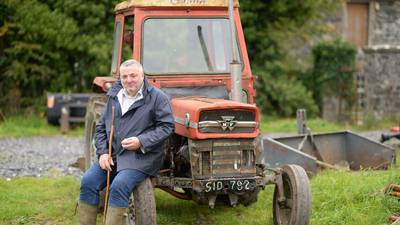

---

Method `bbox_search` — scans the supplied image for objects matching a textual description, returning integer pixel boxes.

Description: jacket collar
[107,77,153,98]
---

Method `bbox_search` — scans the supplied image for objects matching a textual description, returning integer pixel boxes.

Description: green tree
[240,0,342,117]
[0,0,343,117]
[0,0,118,113]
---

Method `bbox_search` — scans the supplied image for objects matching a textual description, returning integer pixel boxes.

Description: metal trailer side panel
[345,131,395,170]
[263,137,318,174]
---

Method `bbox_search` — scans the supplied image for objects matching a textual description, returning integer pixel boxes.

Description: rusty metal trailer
[263,131,395,175]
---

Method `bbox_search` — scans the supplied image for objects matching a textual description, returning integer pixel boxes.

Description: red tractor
[84,0,311,224]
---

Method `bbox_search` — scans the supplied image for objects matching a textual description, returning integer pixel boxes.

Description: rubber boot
[105,206,127,225]
[78,201,97,225]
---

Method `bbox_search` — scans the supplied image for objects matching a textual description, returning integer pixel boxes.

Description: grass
[0,114,398,138]
[0,113,397,138]
[260,116,344,133]
[311,169,400,225]
[0,114,84,137]
[1,114,399,224]
[2,164,400,225]
[260,115,400,133]
[0,177,79,225]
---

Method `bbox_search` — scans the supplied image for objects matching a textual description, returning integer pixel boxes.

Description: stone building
[323,0,400,123]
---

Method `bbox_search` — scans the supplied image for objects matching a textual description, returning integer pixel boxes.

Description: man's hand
[99,154,114,171]
[121,137,141,151]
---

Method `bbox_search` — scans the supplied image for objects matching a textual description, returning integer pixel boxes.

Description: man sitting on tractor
[78,59,174,225]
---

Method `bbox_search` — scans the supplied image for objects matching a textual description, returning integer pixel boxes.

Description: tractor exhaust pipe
[228,0,242,102]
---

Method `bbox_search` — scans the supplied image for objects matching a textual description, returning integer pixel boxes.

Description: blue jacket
[95,78,174,175]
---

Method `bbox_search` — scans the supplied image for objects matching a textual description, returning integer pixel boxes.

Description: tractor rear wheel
[126,178,157,225]
[84,96,106,170]
[273,164,311,225]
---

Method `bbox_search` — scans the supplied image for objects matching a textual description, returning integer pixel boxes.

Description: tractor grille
[191,139,257,178]
[212,146,242,176]
[198,109,257,133]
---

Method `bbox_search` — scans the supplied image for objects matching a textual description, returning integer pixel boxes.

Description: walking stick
[103,106,115,225]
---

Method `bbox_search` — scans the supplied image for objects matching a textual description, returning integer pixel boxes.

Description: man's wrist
[137,137,145,153]
[97,149,108,155]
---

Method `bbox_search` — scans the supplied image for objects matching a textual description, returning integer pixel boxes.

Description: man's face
[120,66,144,96]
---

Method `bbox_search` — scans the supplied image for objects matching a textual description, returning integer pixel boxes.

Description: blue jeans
[80,162,148,208]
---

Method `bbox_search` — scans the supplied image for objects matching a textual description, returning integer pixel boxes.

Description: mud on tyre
[126,178,157,225]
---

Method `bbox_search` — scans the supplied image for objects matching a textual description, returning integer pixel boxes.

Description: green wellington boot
[78,201,98,225]
[105,206,127,225]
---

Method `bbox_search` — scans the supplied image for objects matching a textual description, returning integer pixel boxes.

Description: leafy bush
[255,68,318,117]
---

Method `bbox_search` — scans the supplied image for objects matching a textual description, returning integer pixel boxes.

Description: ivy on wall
[303,40,357,117]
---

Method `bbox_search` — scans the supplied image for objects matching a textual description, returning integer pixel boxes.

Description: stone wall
[323,1,400,122]
[359,0,400,119]
[370,0,400,46]
[359,48,400,118]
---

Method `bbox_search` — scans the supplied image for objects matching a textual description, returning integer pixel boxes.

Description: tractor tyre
[84,96,106,171]
[273,164,311,225]
[126,178,157,225]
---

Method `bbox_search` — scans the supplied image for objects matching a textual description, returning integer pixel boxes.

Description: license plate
[204,179,255,192]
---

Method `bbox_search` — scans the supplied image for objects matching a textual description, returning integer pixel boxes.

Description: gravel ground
[0,131,396,179]
[0,136,84,179]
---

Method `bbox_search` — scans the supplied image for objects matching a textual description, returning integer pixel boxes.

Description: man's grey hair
[120,59,144,74]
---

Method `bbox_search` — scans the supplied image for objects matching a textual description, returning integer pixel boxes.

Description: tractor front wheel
[273,164,311,225]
